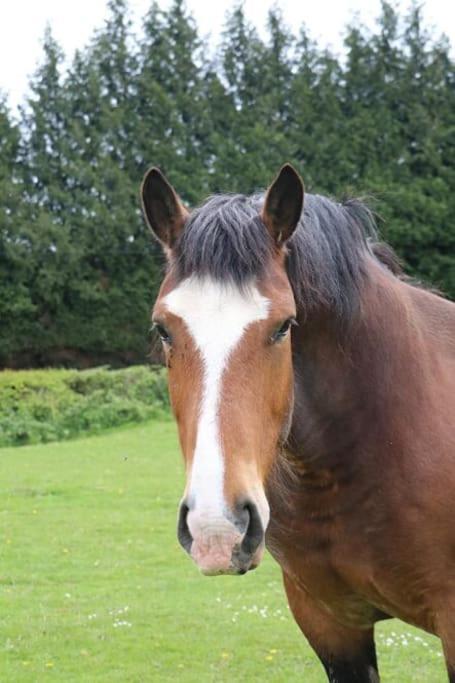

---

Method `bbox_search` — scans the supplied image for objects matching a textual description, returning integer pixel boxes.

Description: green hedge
[0,366,170,447]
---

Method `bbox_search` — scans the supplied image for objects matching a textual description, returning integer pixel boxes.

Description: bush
[0,366,169,447]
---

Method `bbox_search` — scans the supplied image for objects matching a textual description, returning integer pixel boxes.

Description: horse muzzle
[177,498,267,575]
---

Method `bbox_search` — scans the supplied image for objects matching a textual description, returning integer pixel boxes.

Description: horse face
[153,264,295,574]
[142,165,303,575]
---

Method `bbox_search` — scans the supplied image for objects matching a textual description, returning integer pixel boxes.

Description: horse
[141,163,455,682]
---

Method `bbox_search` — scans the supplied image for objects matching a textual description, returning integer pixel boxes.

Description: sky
[1,0,454,110]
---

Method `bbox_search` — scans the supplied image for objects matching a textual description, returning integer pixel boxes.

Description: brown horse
[141,164,455,682]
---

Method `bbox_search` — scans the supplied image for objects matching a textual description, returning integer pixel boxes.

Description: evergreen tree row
[1,0,454,366]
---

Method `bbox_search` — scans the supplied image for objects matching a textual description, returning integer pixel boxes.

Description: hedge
[0,366,169,447]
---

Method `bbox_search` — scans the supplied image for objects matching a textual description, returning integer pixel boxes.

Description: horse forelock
[172,191,395,324]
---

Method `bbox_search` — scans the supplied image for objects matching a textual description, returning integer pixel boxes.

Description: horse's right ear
[141,167,189,249]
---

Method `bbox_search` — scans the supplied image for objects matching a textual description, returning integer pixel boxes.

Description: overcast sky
[1,0,454,110]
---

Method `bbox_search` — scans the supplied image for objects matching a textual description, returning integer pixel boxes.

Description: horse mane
[174,192,402,321]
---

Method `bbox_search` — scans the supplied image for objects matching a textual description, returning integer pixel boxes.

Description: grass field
[0,421,446,682]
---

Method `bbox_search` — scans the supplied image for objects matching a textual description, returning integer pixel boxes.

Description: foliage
[0,366,169,446]
[0,1,454,367]
[0,421,446,680]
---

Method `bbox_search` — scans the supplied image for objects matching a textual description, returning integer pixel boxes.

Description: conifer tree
[59,0,156,359]
[215,5,288,192]
[1,0,454,367]
[20,26,69,214]
[137,0,210,202]
[15,28,79,361]
[0,97,35,364]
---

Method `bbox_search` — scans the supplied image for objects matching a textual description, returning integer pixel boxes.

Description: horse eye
[153,322,172,345]
[271,317,296,343]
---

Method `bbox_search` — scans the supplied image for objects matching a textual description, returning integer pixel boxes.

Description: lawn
[0,421,446,681]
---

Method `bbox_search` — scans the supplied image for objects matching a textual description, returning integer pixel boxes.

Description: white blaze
[164,276,269,514]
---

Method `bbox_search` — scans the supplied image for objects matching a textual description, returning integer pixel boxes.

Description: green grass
[0,422,446,681]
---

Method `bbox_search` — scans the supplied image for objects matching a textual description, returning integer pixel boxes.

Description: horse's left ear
[262,164,304,245]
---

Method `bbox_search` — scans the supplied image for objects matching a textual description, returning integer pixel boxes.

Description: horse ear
[262,164,304,245]
[141,167,189,249]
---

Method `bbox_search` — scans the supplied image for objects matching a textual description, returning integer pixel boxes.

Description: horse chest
[267,488,440,633]
[266,485,390,626]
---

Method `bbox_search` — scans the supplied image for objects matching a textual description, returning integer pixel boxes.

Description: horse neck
[287,259,419,473]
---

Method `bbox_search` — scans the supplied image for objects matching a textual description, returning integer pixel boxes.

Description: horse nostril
[240,501,264,557]
[177,502,193,553]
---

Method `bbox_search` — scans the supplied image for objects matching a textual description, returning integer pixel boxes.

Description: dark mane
[175,192,399,320]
